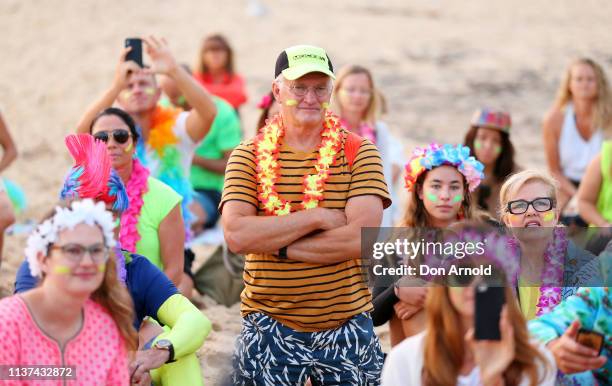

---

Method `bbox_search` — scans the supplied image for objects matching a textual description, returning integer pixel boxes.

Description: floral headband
[25,199,116,277]
[60,134,129,214]
[404,143,484,192]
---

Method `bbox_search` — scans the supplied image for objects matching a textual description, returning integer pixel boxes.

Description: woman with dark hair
[194,34,247,110]
[464,108,519,217]
[88,107,185,287]
[372,143,487,346]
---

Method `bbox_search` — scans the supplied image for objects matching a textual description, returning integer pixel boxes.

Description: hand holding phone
[125,38,143,68]
[576,328,604,356]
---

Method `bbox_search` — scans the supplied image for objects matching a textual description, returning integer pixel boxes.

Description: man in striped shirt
[221,45,391,385]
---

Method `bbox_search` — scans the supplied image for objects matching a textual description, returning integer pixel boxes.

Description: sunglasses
[507,197,554,215]
[93,129,131,144]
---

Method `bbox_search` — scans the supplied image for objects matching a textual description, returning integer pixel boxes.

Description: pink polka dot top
[0,295,129,385]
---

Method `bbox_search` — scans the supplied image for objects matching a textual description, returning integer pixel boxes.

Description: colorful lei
[508,227,567,317]
[254,111,343,216]
[404,143,484,192]
[136,105,194,240]
[119,158,149,253]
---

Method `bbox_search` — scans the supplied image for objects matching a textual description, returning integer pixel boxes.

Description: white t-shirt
[381,331,557,386]
[144,111,197,178]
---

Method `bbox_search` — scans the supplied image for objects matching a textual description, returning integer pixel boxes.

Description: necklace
[254,112,343,216]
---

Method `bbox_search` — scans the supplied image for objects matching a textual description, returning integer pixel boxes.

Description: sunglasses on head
[93,129,131,144]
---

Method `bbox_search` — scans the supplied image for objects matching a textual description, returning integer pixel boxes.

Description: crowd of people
[0,33,609,386]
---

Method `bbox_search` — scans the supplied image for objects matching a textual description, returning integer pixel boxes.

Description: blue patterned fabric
[232,312,383,386]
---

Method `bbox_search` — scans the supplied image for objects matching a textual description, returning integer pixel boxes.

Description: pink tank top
[0,296,128,386]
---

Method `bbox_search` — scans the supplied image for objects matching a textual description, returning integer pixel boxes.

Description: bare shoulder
[542,107,564,133]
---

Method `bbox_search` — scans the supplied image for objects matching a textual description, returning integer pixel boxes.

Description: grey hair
[273,73,334,88]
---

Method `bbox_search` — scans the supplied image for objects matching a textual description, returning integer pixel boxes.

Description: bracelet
[278,246,288,260]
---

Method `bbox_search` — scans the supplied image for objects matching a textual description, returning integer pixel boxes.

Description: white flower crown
[25,199,116,277]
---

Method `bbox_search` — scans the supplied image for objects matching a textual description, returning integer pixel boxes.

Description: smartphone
[474,283,505,340]
[124,38,143,68]
[576,329,604,355]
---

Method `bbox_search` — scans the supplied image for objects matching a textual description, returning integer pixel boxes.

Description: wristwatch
[278,246,288,260]
[153,339,175,363]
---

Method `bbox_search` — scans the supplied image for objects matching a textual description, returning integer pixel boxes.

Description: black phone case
[125,38,143,68]
[474,285,505,340]
[576,329,604,355]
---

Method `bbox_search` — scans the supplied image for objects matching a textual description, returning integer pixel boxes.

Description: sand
[1,0,610,383]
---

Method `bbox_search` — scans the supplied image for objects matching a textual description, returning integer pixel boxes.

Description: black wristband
[278,246,288,260]
[166,343,175,364]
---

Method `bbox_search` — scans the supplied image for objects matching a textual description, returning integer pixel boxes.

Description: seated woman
[577,140,612,227]
[333,64,404,227]
[542,58,611,217]
[0,199,136,385]
[382,263,556,386]
[529,287,610,385]
[90,108,184,286]
[372,143,486,346]
[464,108,519,217]
[499,170,603,320]
[14,134,211,386]
[193,34,247,110]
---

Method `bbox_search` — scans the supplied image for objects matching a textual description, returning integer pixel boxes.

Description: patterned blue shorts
[232,312,383,386]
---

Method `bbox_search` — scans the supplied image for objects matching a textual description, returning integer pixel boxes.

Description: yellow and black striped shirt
[220,131,391,332]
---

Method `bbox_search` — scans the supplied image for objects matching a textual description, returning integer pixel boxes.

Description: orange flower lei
[254,111,343,216]
[148,106,180,156]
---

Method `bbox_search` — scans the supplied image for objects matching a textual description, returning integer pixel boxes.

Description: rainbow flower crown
[404,143,484,192]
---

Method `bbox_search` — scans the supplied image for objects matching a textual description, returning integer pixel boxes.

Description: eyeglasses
[93,129,131,144]
[507,197,554,215]
[50,243,109,265]
[288,84,331,98]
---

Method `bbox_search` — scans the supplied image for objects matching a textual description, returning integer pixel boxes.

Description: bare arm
[221,201,344,255]
[287,195,384,264]
[143,36,217,144]
[542,109,577,196]
[192,150,232,175]
[158,204,185,286]
[577,154,609,226]
[75,48,139,133]
[0,114,17,173]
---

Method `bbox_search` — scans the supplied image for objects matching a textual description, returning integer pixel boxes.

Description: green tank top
[597,141,612,223]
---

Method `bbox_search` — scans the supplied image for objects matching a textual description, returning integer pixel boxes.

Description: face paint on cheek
[321,102,330,109]
[426,192,439,203]
[124,142,133,153]
[53,265,71,275]
[507,213,522,225]
[98,264,106,273]
[542,210,555,222]
[474,140,483,150]
[494,145,502,155]
[285,99,298,106]
[120,90,132,100]
[452,194,463,204]
[144,87,156,96]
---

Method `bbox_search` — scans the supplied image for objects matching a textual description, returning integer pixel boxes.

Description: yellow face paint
[144,87,156,95]
[53,266,71,275]
[285,99,298,106]
[119,90,132,100]
[321,102,330,109]
[98,264,106,273]
[542,210,555,222]
[124,142,133,152]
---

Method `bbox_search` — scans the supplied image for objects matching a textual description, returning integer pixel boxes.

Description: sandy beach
[1,0,611,383]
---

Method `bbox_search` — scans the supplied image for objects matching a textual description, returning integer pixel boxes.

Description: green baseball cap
[275,45,335,80]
